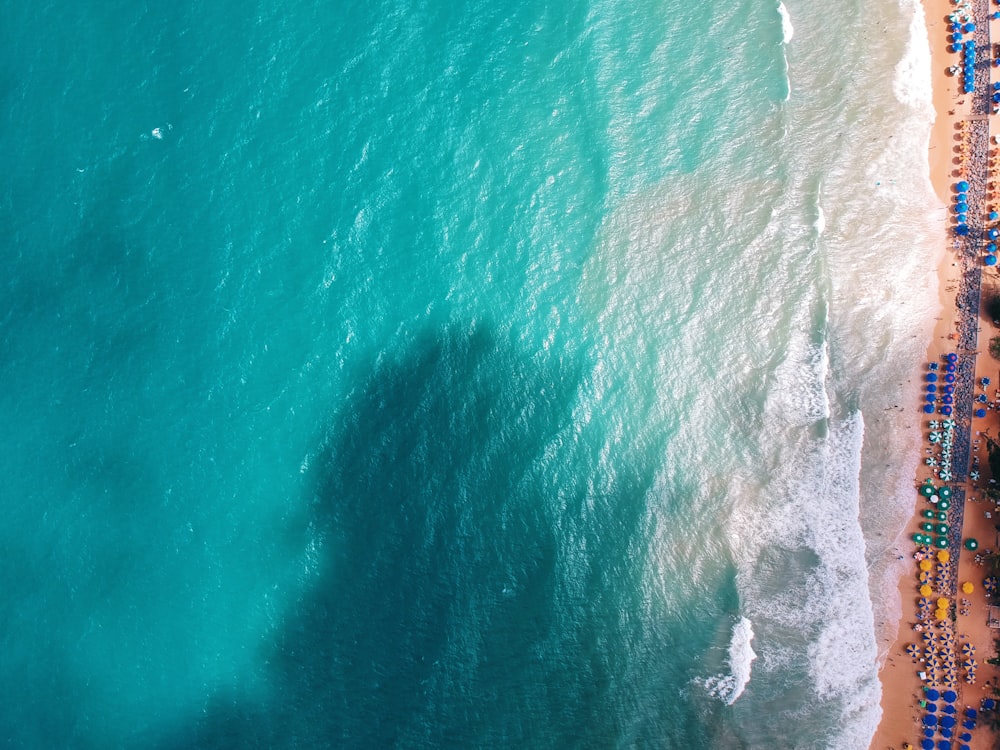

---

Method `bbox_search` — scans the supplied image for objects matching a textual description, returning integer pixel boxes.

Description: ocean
[0,0,944,747]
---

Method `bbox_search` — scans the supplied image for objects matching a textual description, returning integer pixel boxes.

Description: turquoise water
[1,0,943,747]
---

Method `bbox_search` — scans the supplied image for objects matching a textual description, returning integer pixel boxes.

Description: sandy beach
[870,0,1000,748]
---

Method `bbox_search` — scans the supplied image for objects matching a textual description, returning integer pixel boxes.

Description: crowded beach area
[871,0,1000,748]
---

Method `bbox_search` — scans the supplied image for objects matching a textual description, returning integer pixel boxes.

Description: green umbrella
[923,510,935,519]
[922,522,935,532]
[936,537,950,549]
[937,524,950,535]
[921,485,936,497]
[937,512,948,522]
[939,487,953,499]
[965,538,979,551]
[939,500,951,510]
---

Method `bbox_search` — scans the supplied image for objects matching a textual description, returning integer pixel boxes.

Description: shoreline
[870,0,1000,747]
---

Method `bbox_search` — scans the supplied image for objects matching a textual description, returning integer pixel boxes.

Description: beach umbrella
[927,384,938,392]
[965,538,979,550]
[990,228,1000,240]
[906,643,920,657]
[944,374,956,383]
[989,243,997,252]
[936,608,949,620]
[956,225,970,236]
[976,407,987,416]
[921,740,935,750]
[938,597,950,609]
[927,702,938,713]
[923,510,936,519]
[922,484,936,496]
[962,581,974,593]
[936,537,950,549]
[955,202,968,213]
[965,22,975,31]
[963,719,975,729]
[961,643,974,655]
[925,714,939,727]
[982,698,995,710]
[958,181,970,192]
[937,512,948,521]
[943,395,954,404]
[938,524,950,534]
[938,550,950,562]
[926,688,941,700]
[951,43,964,53]
[942,406,954,415]
[939,500,951,510]
[922,631,935,642]
[977,394,987,402]
[942,715,956,728]
[921,584,933,596]
[944,690,957,703]
[923,404,935,413]
[926,394,938,403]
[922,522,936,532]
[927,373,939,383]
[984,257,997,268]
[938,741,952,750]
[939,487,952,500]
[920,557,933,568]
[943,385,954,394]
[943,705,956,714]
[982,377,991,386]
[992,212,999,220]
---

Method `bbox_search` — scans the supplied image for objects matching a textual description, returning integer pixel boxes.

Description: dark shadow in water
[154,322,734,749]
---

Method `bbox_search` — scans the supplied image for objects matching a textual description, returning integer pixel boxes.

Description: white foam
[778,2,794,44]
[704,616,758,705]
[892,0,934,115]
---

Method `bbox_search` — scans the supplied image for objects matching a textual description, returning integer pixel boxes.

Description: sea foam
[705,616,758,705]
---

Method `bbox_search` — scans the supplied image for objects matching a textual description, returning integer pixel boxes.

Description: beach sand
[869,1,1000,748]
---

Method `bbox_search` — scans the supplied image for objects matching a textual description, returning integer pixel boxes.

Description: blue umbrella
[976,409,987,417]
[942,406,954,415]
[943,705,956,714]
[926,688,941,700]
[959,732,972,741]
[986,255,998,266]
[924,404,935,413]
[941,715,956,728]
[928,373,939,382]
[928,703,938,713]
[946,363,956,372]
[947,353,957,363]
[983,698,995,710]
[958,181,970,191]
[965,22,975,31]
[927,384,938,392]
[922,740,935,750]
[952,43,964,52]
[982,377,990,385]
[978,394,987,402]
[943,395,954,404]
[941,727,953,738]
[926,394,937,403]
[966,708,977,718]
[956,214,968,224]
[945,374,956,383]
[990,228,1000,240]
[955,202,968,212]
[956,224,970,235]
[925,714,939,726]
[962,719,975,729]
[988,243,997,252]
[944,384,954,393]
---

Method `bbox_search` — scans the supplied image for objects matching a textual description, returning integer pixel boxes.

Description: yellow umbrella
[920,584,933,596]
[962,581,974,594]
[936,608,950,620]
[938,597,950,609]
[938,550,951,563]
[920,559,933,571]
